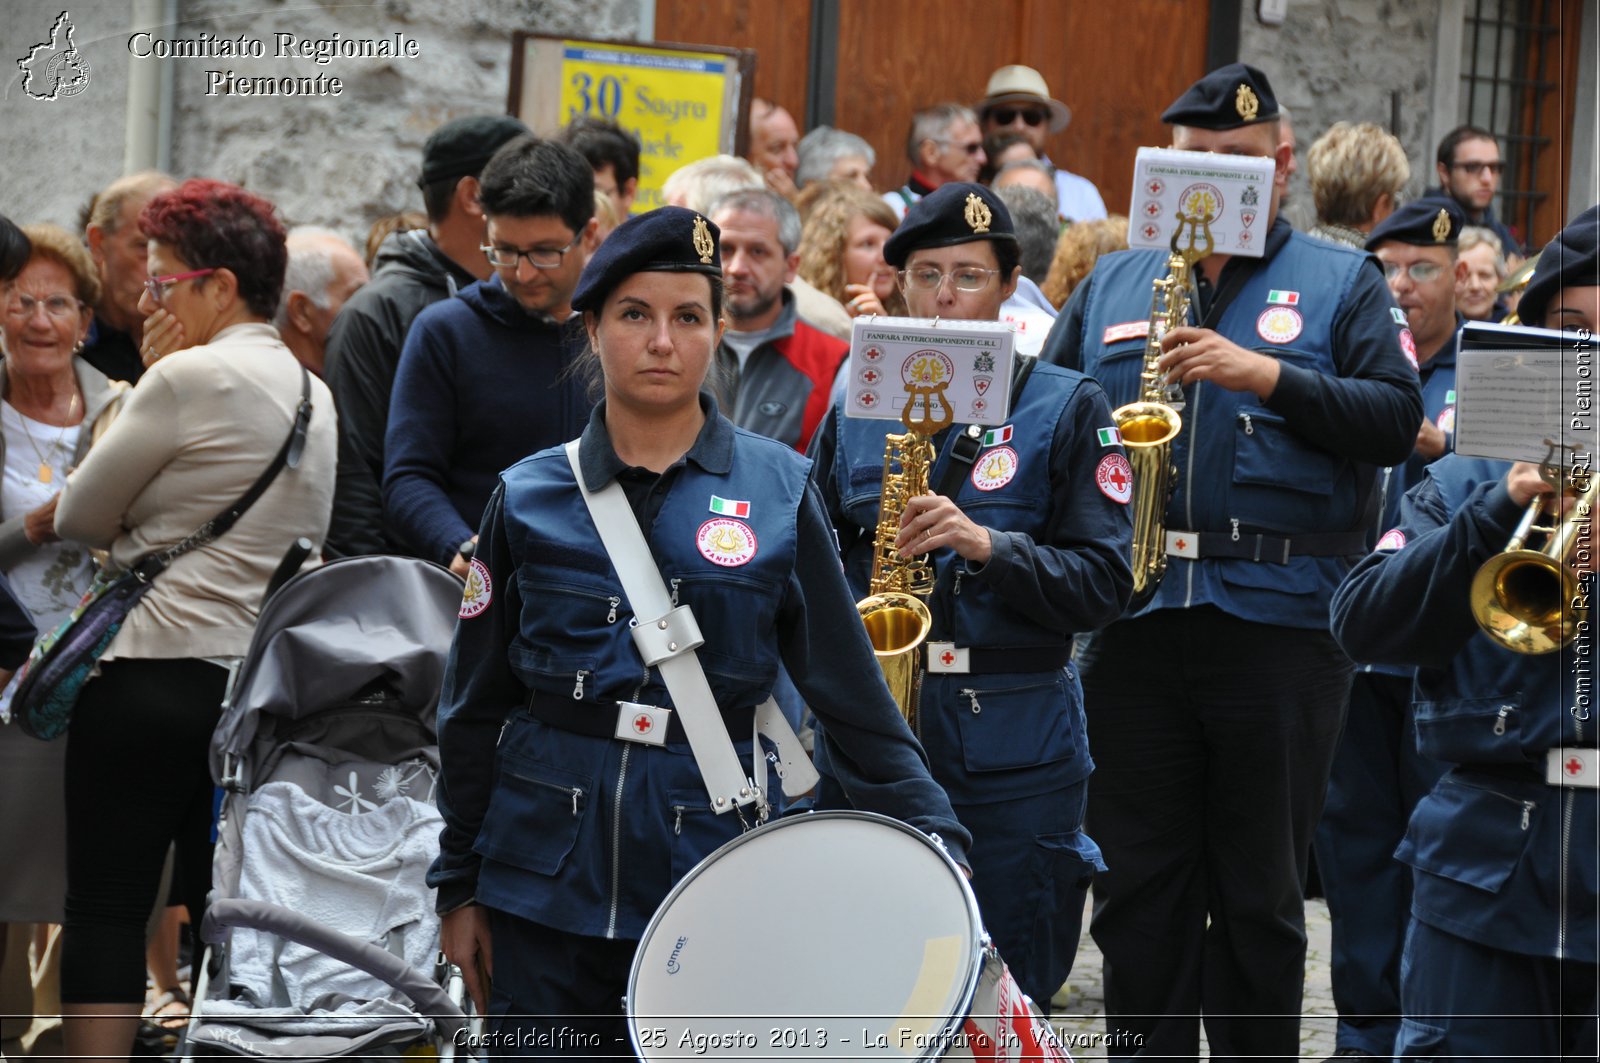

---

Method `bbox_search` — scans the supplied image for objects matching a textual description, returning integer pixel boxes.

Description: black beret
[1365,196,1465,250]
[1517,204,1600,328]
[571,206,723,313]
[1161,62,1280,130]
[883,183,1017,268]
[419,115,532,186]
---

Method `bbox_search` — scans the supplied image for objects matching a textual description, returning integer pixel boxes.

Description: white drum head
[628,811,982,1060]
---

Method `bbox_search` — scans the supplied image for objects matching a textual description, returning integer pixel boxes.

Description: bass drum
[626,810,1072,1061]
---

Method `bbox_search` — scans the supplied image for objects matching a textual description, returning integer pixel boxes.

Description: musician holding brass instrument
[1312,195,1480,1058]
[1331,204,1599,1061]
[808,182,1133,1011]
[1039,64,1423,1059]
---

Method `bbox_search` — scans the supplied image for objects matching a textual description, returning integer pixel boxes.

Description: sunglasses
[991,108,1047,127]
[936,139,984,156]
[1451,160,1504,176]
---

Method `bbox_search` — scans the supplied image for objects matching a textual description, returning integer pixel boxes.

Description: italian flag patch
[1266,290,1299,305]
[1096,427,1123,447]
[709,496,750,518]
[982,424,1014,447]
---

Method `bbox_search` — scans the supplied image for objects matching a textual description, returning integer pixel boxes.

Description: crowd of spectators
[0,52,1577,1062]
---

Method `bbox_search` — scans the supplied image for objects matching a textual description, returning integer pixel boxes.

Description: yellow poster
[557,42,731,214]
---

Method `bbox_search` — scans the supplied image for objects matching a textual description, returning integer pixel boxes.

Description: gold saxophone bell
[1470,461,1596,654]
[858,591,933,717]
[856,406,941,727]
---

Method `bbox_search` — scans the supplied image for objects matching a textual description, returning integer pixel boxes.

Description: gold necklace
[15,392,79,483]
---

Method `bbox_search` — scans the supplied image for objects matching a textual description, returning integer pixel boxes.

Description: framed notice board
[508,34,755,214]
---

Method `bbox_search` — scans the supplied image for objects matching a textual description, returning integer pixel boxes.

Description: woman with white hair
[795,126,876,191]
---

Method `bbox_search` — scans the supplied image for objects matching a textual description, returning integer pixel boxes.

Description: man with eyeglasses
[383,135,596,573]
[976,65,1107,224]
[322,113,529,558]
[1040,63,1422,1059]
[809,182,1133,1012]
[883,104,988,221]
[1310,196,1472,1059]
[1433,125,1524,261]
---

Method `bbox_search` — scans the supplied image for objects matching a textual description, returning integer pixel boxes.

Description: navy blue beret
[571,206,723,314]
[883,183,1017,268]
[1365,196,1465,250]
[1161,62,1280,130]
[1517,204,1600,328]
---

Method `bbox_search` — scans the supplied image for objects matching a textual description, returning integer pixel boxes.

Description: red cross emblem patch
[1096,454,1134,504]
[634,714,654,735]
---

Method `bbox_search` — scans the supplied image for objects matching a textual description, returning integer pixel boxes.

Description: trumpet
[1470,458,1596,654]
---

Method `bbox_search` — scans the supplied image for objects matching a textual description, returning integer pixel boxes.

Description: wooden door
[655,0,1213,217]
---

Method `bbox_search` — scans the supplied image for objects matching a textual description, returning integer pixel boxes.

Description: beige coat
[56,323,337,660]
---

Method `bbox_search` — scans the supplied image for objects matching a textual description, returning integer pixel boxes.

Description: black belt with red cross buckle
[924,642,1071,675]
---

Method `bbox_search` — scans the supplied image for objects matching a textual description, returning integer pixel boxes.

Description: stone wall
[1238,0,1444,229]
[2,0,643,243]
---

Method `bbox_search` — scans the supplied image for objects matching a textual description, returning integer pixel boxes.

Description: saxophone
[856,381,951,726]
[1114,209,1213,609]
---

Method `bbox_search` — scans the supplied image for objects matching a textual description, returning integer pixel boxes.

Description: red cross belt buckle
[615,701,670,747]
[1546,747,1598,788]
[1164,530,1200,559]
[927,642,971,674]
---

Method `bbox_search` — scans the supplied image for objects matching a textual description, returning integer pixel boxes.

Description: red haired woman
[55,179,337,1060]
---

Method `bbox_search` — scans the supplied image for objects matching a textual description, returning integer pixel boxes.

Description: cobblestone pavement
[1050,897,1337,1061]
[5,899,1340,1062]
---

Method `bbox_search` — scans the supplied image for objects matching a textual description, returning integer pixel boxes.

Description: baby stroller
[181,555,469,1059]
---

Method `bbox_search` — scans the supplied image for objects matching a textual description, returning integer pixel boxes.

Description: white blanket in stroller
[219,780,443,1020]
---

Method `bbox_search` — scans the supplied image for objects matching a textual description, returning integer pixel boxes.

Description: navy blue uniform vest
[1350,456,1597,961]
[501,434,805,711]
[1079,235,1377,627]
[817,362,1131,801]
[829,363,1090,651]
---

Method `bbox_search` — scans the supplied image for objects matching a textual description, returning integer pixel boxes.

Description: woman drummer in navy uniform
[427,206,972,1056]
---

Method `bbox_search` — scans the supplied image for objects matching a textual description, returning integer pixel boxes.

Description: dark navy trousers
[1312,669,1445,1056]
[1397,919,1598,1059]
[1079,606,1352,1061]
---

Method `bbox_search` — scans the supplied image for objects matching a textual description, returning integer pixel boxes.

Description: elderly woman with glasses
[0,219,129,1037]
[52,179,337,1061]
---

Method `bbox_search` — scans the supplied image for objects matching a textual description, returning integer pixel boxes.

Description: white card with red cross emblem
[846,317,1016,427]
[616,701,669,747]
[1127,148,1274,258]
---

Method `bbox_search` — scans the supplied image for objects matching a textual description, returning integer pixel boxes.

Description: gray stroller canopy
[210,555,462,785]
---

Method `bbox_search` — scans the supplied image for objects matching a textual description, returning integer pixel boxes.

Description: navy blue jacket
[1044,217,1423,629]
[383,275,590,565]
[809,362,1133,803]
[428,399,970,937]
[1332,455,1597,961]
